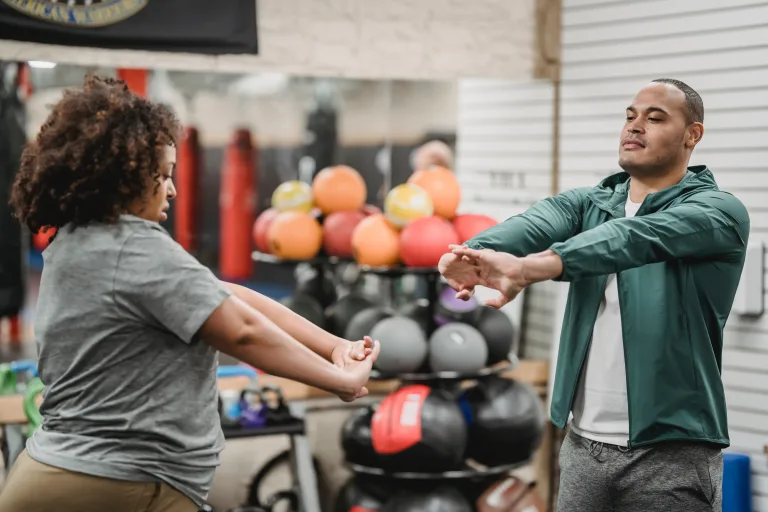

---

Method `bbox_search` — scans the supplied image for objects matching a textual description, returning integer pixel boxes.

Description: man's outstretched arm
[464,188,589,257]
[548,191,750,281]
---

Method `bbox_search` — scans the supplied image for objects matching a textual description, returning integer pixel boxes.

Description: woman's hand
[336,339,380,402]
[331,336,375,368]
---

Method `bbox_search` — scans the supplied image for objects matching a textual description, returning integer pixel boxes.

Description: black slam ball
[472,306,516,365]
[340,406,381,468]
[334,476,384,512]
[280,294,326,328]
[458,376,546,467]
[371,385,467,473]
[326,293,376,337]
[382,486,473,512]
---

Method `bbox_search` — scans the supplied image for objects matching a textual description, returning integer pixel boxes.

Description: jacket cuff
[548,243,573,282]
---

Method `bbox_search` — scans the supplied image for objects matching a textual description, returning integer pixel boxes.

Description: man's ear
[686,122,704,148]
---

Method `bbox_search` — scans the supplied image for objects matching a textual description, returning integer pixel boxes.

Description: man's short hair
[651,78,704,124]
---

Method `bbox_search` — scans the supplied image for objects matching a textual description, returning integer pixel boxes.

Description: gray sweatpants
[558,429,724,512]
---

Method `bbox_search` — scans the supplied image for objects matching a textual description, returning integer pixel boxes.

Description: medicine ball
[340,406,381,468]
[296,269,338,309]
[398,300,432,335]
[345,307,394,342]
[399,216,460,268]
[323,210,366,258]
[382,486,473,512]
[452,213,498,244]
[434,285,479,326]
[371,385,467,472]
[428,323,488,374]
[267,211,323,260]
[407,166,461,220]
[473,306,515,365]
[334,477,384,512]
[458,376,545,467]
[384,183,433,229]
[271,180,314,213]
[476,477,546,512]
[252,208,280,254]
[313,165,367,215]
[326,293,376,337]
[369,316,428,374]
[280,294,325,328]
[351,214,401,268]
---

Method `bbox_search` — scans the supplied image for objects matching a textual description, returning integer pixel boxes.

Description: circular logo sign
[2,0,149,27]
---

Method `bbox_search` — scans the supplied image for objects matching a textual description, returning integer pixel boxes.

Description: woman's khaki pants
[0,450,198,512]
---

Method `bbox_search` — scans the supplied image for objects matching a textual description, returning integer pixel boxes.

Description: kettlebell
[239,386,268,429]
[261,385,293,426]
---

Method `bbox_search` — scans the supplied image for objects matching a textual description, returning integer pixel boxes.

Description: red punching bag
[174,127,200,252]
[117,69,148,97]
[220,129,257,280]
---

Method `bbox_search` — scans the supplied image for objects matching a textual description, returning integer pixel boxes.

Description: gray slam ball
[429,323,488,374]
[369,316,428,374]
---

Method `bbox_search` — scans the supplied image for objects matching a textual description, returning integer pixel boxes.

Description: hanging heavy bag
[370,384,467,473]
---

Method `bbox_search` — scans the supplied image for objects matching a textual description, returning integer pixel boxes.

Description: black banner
[0,0,258,55]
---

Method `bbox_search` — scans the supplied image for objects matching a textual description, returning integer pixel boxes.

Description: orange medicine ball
[267,211,323,260]
[407,166,461,220]
[351,214,400,267]
[312,165,367,215]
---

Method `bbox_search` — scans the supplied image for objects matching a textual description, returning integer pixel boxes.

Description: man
[439,79,750,511]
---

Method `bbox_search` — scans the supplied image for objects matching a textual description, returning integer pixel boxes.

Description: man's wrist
[520,250,563,285]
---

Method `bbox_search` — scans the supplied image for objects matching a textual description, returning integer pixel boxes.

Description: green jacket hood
[588,165,720,216]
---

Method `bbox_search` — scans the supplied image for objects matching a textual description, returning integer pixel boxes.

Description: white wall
[454,79,557,359]
[557,0,768,509]
[0,0,538,81]
[24,78,459,148]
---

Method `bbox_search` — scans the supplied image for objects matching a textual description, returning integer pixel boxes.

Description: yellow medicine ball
[271,180,313,213]
[384,183,434,229]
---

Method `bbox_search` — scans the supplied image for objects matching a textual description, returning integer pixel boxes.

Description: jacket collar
[586,165,719,217]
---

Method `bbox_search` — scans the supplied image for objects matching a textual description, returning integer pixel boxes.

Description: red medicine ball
[452,213,498,244]
[252,208,280,253]
[370,384,467,473]
[323,210,366,258]
[400,216,460,267]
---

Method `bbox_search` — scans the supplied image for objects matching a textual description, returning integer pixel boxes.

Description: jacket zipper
[616,272,633,449]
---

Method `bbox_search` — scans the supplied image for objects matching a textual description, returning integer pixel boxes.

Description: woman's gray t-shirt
[26,215,232,506]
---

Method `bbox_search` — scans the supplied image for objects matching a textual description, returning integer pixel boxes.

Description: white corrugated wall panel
[559,0,768,508]
[455,79,557,360]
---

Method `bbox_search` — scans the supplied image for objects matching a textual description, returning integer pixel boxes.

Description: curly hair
[9,74,181,237]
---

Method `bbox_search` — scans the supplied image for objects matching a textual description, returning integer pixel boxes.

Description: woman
[0,75,378,512]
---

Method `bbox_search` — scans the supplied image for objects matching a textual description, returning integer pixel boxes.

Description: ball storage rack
[350,263,525,481]
[251,251,525,481]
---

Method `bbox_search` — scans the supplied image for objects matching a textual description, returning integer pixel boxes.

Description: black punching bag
[302,100,337,179]
[0,62,27,318]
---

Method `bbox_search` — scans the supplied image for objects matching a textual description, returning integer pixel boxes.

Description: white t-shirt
[570,196,642,447]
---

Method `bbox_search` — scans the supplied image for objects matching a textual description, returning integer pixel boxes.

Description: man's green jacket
[465,165,750,448]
